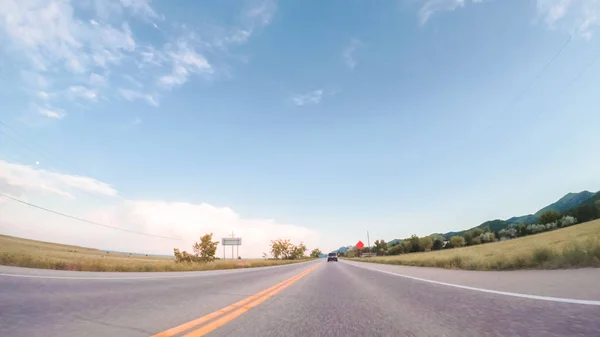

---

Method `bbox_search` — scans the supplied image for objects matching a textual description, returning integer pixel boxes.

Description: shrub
[432,239,444,251]
[449,236,465,248]
[532,247,553,265]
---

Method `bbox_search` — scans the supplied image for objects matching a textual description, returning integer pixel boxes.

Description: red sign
[356,241,364,250]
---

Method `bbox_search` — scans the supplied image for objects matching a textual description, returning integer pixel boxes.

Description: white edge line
[0,260,316,281]
[342,260,600,306]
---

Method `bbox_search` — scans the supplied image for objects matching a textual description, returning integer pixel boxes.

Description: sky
[1,0,600,257]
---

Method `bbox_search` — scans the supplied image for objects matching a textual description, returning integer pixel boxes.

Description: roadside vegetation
[0,233,310,272]
[347,219,600,270]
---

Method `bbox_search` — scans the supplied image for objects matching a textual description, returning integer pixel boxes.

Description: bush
[432,239,443,251]
[532,247,553,265]
[449,236,465,248]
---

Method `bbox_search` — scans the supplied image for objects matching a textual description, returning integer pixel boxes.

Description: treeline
[341,196,600,257]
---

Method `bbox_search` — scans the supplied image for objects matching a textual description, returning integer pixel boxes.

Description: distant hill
[535,191,595,216]
[440,190,597,240]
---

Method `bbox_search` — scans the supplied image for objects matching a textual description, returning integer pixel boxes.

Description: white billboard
[222,238,242,246]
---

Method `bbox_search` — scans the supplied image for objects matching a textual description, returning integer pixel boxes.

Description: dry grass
[348,219,600,270]
[0,235,304,272]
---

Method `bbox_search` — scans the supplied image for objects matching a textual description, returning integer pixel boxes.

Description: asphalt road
[1,260,599,337]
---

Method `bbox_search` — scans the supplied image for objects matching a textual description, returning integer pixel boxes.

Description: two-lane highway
[1,260,599,336]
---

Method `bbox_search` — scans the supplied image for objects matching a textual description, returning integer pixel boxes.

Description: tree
[419,236,433,251]
[463,231,473,246]
[291,242,307,259]
[310,248,323,258]
[449,236,465,248]
[471,228,484,237]
[538,210,561,225]
[192,233,219,262]
[432,239,443,251]
[387,243,403,255]
[373,240,388,256]
[402,240,412,253]
[409,235,421,253]
[269,239,306,260]
[480,232,495,243]
[270,239,292,259]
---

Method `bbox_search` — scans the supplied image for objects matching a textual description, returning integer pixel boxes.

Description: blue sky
[1,0,600,256]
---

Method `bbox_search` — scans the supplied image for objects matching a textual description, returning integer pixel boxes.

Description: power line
[0,121,130,201]
[483,13,596,131]
[0,192,184,241]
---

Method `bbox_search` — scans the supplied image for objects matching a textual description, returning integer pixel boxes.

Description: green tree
[402,240,412,253]
[449,236,465,248]
[192,233,219,262]
[291,242,307,259]
[373,240,388,256]
[419,236,433,251]
[471,228,484,237]
[387,243,403,255]
[463,231,473,246]
[432,239,444,251]
[538,210,561,225]
[270,239,292,259]
[409,235,421,253]
[310,248,322,258]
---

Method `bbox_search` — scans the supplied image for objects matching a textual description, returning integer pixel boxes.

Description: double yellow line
[152,264,319,337]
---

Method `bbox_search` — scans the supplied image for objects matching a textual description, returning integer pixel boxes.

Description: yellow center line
[151,264,318,337]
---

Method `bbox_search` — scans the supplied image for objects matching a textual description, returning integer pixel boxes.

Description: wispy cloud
[536,0,600,38]
[1,0,279,120]
[119,88,158,106]
[291,90,325,106]
[89,73,108,87]
[343,38,362,70]
[69,86,98,101]
[158,41,213,89]
[419,0,474,25]
[418,0,600,38]
[243,0,277,27]
[36,105,66,119]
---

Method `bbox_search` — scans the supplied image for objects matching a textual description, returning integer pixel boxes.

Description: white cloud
[37,106,65,119]
[69,85,98,101]
[243,0,277,27]
[419,0,473,25]
[37,91,51,99]
[118,0,161,20]
[0,160,319,257]
[343,38,362,70]
[119,88,158,106]
[418,0,600,38]
[89,73,108,87]
[2,0,278,118]
[291,90,325,106]
[158,41,213,89]
[536,0,600,38]
[0,160,117,198]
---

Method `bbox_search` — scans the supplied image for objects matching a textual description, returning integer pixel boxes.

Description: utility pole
[367,231,371,255]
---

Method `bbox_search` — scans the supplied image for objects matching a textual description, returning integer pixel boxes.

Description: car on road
[327,252,338,262]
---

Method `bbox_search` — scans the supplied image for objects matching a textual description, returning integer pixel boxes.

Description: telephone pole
[367,231,371,254]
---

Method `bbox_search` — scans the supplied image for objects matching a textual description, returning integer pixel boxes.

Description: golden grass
[348,219,600,270]
[0,235,305,272]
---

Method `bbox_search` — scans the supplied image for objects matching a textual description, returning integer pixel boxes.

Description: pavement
[1,260,599,337]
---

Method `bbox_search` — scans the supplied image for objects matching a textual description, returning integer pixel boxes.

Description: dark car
[327,252,338,262]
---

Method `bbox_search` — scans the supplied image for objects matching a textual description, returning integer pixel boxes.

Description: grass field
[348,219,600,270]
[0,235,304,272]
